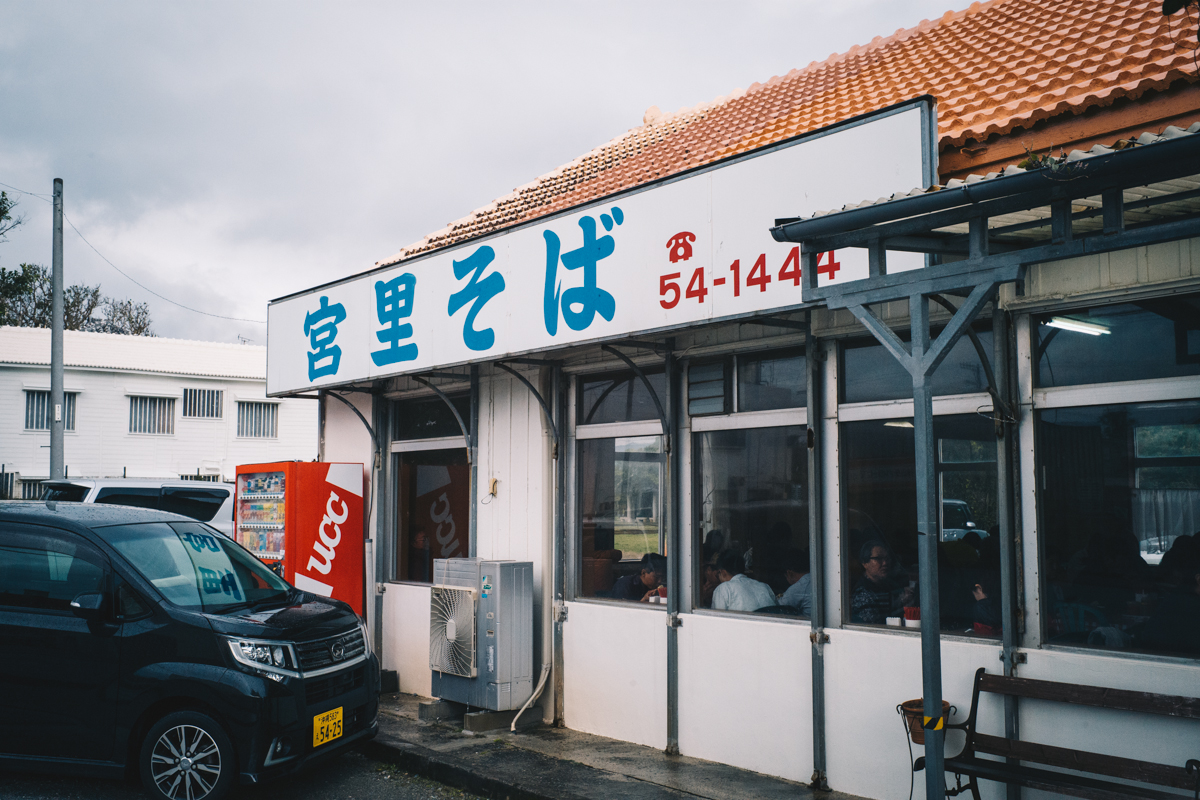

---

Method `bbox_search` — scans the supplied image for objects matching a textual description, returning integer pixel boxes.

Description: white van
[40,479,236,537]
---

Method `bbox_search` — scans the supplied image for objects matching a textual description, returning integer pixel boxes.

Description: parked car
[0,501,378,800]
[941,499,984,542]
[41,479,235,537]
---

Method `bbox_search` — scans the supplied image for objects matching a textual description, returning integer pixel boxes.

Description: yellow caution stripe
[923,715,944,730]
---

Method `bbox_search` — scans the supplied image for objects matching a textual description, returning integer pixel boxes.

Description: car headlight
[359,616,373,656]
[225,637,300,681]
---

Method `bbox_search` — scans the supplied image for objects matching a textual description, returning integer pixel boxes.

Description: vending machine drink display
[235,461,366,615]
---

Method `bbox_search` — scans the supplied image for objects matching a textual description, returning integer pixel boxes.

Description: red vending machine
[235,461,365,615]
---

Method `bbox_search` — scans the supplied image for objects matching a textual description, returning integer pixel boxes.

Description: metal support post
[50,179,64,481]
[469,365,479,556]
[665,350,681,756]
[551,365,567,727]
[910,294,946,799]
[994,311,1022,800]
[806,332,830,791]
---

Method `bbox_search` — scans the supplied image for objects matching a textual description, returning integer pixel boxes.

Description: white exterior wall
[563,600,668,749]
[1,341,315,483]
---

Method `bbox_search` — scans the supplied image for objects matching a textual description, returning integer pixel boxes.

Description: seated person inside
[850,539,915,624]
[779,548,812,617]
[712,549,777,612]
[611,553,666,602]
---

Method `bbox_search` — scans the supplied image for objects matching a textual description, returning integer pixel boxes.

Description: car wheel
[139,710,235,800]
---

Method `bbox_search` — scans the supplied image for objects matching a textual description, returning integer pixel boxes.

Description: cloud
[0,0,973,341]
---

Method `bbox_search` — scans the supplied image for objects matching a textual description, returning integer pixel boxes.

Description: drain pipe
[511,663,552,731]
[806,331,830,791]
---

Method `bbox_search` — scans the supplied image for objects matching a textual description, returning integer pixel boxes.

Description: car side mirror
[966,521,976,528]
[70,592,108,621]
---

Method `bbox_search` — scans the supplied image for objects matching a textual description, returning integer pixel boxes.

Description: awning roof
[770,123,1200,308]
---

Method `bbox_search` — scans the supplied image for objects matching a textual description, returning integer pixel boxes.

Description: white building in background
[0,326,316,497]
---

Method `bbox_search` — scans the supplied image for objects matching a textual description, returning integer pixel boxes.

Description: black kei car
[0,501,379,800]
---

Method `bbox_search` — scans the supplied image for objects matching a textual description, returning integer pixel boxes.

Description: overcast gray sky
[0,1,974,343]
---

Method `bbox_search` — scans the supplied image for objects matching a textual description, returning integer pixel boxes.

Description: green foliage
[0,262,153,335]
[0,191,21,242]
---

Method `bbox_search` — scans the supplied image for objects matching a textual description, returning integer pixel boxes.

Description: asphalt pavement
[0,749,481,800]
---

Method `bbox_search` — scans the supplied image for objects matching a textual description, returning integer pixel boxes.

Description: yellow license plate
[313,707,343,748]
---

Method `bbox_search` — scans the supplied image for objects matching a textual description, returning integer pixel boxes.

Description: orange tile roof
[380,0,1198,267]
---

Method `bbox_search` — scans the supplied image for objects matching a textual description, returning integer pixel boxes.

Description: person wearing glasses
[850,539,916,624]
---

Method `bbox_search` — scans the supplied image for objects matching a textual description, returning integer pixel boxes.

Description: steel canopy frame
[770,133,1200,798]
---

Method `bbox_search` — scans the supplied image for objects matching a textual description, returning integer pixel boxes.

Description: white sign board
[268,100,932,395]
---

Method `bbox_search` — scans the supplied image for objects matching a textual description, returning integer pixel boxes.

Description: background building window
[24,390,77,431]
[694,426,807,614]
[578,436,664,600]
[840,415,999,634]
[1038,400,1200,657]
[237,401,277,438]
[129,396,174,435]
[182,388,223,418]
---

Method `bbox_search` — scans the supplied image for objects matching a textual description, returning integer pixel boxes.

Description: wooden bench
[916,667,1200,800]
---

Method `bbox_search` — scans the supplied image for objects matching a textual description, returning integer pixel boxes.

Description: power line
[62,211,267,324]
[2,178,267,325]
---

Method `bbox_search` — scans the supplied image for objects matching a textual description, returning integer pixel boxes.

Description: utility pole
[50,178,64,481]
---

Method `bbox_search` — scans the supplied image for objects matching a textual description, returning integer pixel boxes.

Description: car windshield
[943,502,973,529]
[101,521,290,613]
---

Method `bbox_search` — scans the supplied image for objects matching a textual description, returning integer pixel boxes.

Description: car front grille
[305,665,366,705]
[295,627,366,672]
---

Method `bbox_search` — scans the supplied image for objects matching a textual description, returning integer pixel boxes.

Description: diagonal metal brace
[412,375,471,463]
[600,344,671,452]
[495,362,561,457]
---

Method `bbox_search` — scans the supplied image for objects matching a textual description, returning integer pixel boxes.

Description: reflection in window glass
[396,448,470,583]
[1033,295,1200,388]
[738,349,806,412]
[579,370,666,425]
[393,395,471,441]
[104,522,288,612]
[1038,401,1200,657]
[840,415,999,635]
[0,532,105,612]
[578,436,664,600]
[694,426,807,615]
[841,330,993,404]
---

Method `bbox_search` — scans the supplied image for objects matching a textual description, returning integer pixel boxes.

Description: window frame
[386,389,474,586]
[834,335,1000,640]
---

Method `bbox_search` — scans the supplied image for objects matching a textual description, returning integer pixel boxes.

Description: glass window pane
[841,330,993,404]
[1034,295,1200,388]
[840,415,999,635]
[694,426,807,615]
[579,370,666,425]
[688,360,729,417]
[578,436,664,600]
[0,530,106,612]
[1038,400,1200,657]
[737,349,806,412]
[393,395,470,440]
[396,448,470,583]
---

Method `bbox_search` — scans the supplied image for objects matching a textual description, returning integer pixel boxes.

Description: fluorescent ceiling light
[884,421,914,429]
[1046,317,1110,336]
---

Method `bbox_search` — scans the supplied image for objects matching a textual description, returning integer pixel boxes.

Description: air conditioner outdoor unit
[429,558,534,711]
